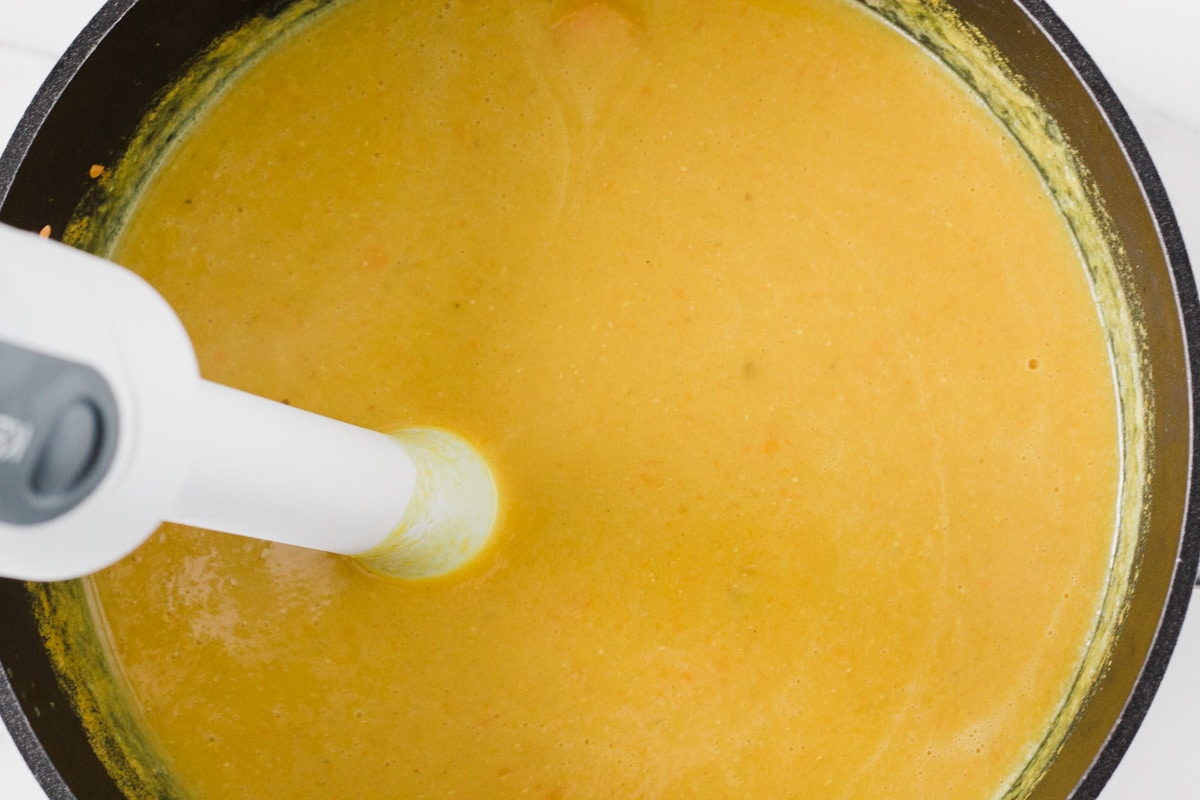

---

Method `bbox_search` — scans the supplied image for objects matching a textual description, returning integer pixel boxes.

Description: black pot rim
[0,1,1196,798]
[0,6,134,799]
[0,0,137,211]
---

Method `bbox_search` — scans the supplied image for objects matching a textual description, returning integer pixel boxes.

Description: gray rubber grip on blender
[0,340,119,525]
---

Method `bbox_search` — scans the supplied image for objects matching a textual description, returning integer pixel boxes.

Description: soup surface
[84,0,1119,797]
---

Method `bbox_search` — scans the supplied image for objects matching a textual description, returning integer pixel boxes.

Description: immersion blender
[0,223,498,582]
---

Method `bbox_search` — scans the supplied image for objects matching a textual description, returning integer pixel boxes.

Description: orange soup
[67,0,1120,797]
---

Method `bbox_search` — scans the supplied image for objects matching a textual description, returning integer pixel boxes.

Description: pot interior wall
[942,3,1198,796]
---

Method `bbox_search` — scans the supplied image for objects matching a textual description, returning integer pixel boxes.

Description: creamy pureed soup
[66,0,1122,797]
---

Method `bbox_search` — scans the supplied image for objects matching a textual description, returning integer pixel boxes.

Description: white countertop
[1,1,1198,797]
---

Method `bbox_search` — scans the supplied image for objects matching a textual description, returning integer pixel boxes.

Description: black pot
[1,1,1196,798]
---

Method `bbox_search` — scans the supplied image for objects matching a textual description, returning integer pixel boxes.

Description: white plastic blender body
[0,224,495,581]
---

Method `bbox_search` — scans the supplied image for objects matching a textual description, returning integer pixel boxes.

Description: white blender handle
[0,224,497,582]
